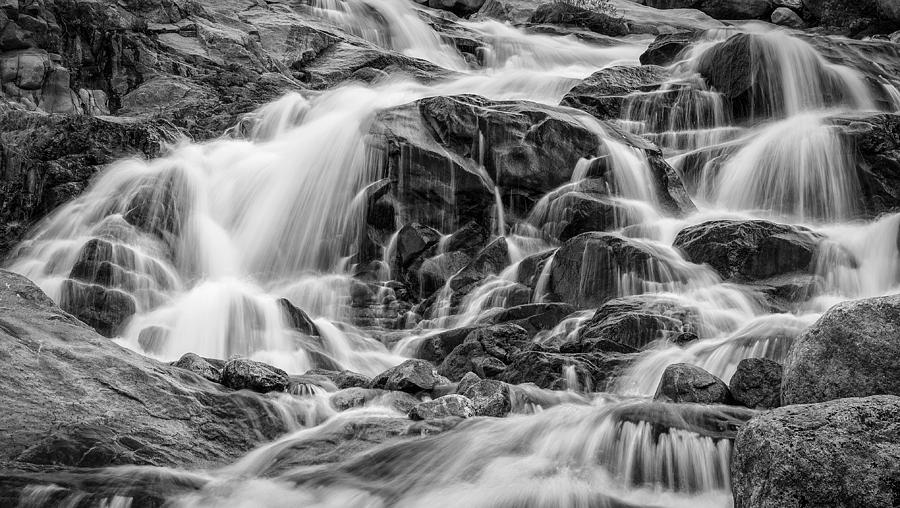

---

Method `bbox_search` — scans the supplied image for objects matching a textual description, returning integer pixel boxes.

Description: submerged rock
[732,395,900,507]
[221,358,289,393]
[409,394,475,420]
[782,294,900,405]
[654,363,731,404]
[728,358,782,409]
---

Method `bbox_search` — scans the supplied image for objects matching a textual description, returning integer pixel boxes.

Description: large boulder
[728,358,782,409]
[639,31,698,65]
[529,2,629,36]
[456,372,512,417]
[548,232,683,309]
[782,295,900,405]
[654,363,731,404]
[673,220,821,281]
[732,395,900,507]
[500,346,623,390]
[0,270,293,472]
[563,66,669,120]
[830,113,900,217]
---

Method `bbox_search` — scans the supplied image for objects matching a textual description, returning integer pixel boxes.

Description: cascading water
[7,1,900,506]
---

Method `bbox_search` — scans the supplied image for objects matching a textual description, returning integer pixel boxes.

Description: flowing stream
[7,0,900,506]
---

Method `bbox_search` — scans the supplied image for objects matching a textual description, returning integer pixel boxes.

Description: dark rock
[307,368,372,390]
[782,294,900,405]
[370,359,442,394]
[448,236,510,294]
[529,3,629,36]
[396,223,441,267]
[548,232,683,309]
[732,395,900,507]
[654,363,731,404]
[415,325,482,364]
[416,251,470,298]
[830,113,900,217]
[483,303,576,336]
[173,352,221,383]
[500,347,622,391]
[640,31,698,66]
[577,296,700,352]
[445,220,490,255]
[0,269,291,471]
[408,394,474,420]
[562,65,668,120]
[674,220,821,281]
[696,33,855,122]
[639,0,774,19]
[439,323,529,381]
[277,298,319,336]
[728,358,782,409]
[59,280,136,338]
[221,358,289,393]
[423,0,486,17]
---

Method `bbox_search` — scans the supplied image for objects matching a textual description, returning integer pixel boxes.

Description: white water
[7,1,900,507]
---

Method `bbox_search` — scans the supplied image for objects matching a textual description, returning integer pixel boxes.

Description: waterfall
[7,1,900,507]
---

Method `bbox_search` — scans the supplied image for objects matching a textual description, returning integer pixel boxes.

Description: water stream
[7,0,900,506]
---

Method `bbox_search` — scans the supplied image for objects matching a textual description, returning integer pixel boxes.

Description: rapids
[6,0,900,506]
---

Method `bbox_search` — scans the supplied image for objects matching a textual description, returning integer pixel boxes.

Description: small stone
[771,7,805,28]
[729,358,782,409]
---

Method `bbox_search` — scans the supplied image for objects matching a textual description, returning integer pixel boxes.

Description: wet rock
[59,280,136,338]
[674,219,821,281]
[728,358,782,409]
[307,368,372,389]
[562,65,668,120]
[417,251,471,297]
[330,387,376,411]
[548,232,682,309]
[529,2,628,36]
[421,0,486,17]
[448,236,510,294]
[577,296,700,353]
[639,0,774,19]
[221,358,289,393]
[370,359,443,394]
[277,298,319,336]
[397,223,441,267]
[0,270,292,470]
[409,394,475,420]
[445,220,490,255]
[456,372,511,417]
[415,325,482,364]
[771,6,804,27]
[639,31,698,65]
[173,352,221,383]
[732,395,900,507]
[782,294,900,405]
[829,113,900,217]
[654,363,731,404]
[500,346,622,391]
[439,323,529,381]
[483,303,576,336]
